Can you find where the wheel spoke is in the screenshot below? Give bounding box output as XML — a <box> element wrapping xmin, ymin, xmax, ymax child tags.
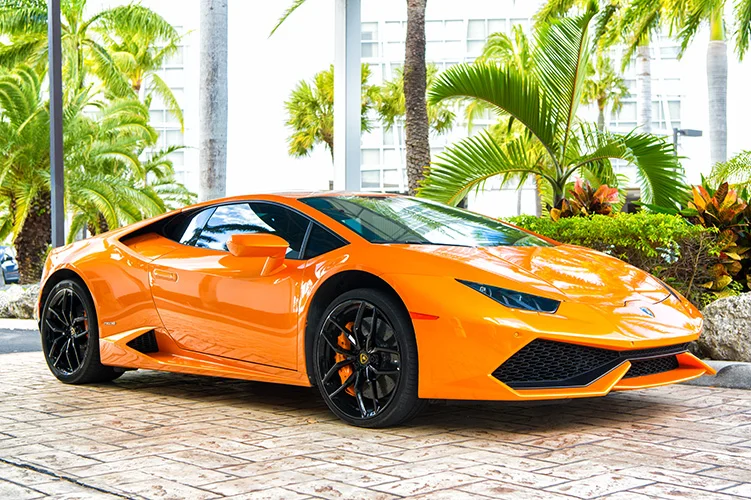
<box><xmin>326</xmin><ymin>317</ymin><xmax>357</xmax><ymax>348</ymax></box>
<box><xmin>368</xmin><ymin>377</ymin><xmax>380</xmax><ymax>413</ymax></box>
<box><xmin>354</xmin><ymin>371</ymin><xmax>367</xmax><ymax>418</ymax></box>
<box><xmin>48</xmin><ymin>307</ymin><xmax>67</xmax><ymax>327</ymax></box>
<box><xmin>320</xmin><ymin>330</ymin><xmax>355</xmax><ymax>357</ymax></box>
<box><xmin>371</xmin><ymin>347</ymin><xmax>399</xmax><ymax>357</ymax></box>
<box><xmin>366</xmin><ymin>307</ymin><xmax>377</xmax><ymax>351</ymax></box>
<box><xmin>371</xmin><ymin>367</ymin><xmax>399</xmax><ymax>377</ymax></box>
<box><xmin>71</xmin><ymin>316</ymin><xmax>87</xmax><ymax>325</ymax></box>
<box><xmin>73</xmin><ymin>329</ymin><xmax>88</xmax><ymax>340</ymax></box>
<box><xmin>69</xmin><ymin>338</ymin><xmax>81</xmax><ymax>367</ymax></box>
<box><xmin>323</xmin><ymin>358</ymin><xmax>354</xmax><ymax>383</ymax></box>
<box><xmin>328</xmin><ymin>372</ymin><xmax>356</xmax><ymax>399</ymax></box>
<box><xmin>64</xmin><ymin>338</ymin><xmax>76</xmax><ymax>370</ymax></box>
<box><xmin>66</xmin><ymin>289</ymin><xmax>75</xmax><ymax>323</ymax></box>
<box><xmin>45</xmin><ymin>318</ymin><xmax>65</xmax><ymax>334</ymax></box>
<box><xmin>48</xmin><ymin>337</ymin><xmax>64</xmax><ymax>361</ymax></box>
<box><xmin>53</xmin><ymin>338</ymin><xmax>69</xmax><ymax>368</ymax></box>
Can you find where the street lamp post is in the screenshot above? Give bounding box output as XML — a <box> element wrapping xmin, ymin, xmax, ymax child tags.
<box><xmin>672</xmin><ymin>128</ymin><xmax>703</xmax><ymax>156</ymax></box>
<box><xmin>48</xmin><ymin>0</ymin><xmax>65</xmax><ymax>247</ymax></box>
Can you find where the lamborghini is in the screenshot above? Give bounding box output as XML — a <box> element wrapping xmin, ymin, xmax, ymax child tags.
<box><xmin>37</xmin><ymin>193</ymin><xmax>714</xmax><ymax>427</ymax></box>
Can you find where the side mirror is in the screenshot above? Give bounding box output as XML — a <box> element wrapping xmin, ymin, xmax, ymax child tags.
<box><xmin>226</xmin><ymin>233</ymin><xmax>289</xmax><ymax>276</ymax></box>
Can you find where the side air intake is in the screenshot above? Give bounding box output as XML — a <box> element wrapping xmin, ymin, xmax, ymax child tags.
<box><xmin>126</xmin><ymin>330</ymin><xmax>159</xmax><ymax>354</ymax></box>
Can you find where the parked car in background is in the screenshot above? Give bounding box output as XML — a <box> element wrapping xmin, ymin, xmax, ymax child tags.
<box><xmin>0</xmin><ymin>246</ymin><xmax>20</xmax><ymax>285</ymax></box>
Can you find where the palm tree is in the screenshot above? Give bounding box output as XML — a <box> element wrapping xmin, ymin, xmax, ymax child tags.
<box><xmin>271</xmin><ymin>0</ymin><xmax>433</xmax><ymax>195</ymax></box>
<box><xmin>285</xmin><ymin>64</ymin><xmax>379</xmax><ymax>161</ymax></box>
<box><xmin>666</xmin><ymin>0</ymin><xmax>751</xmax><ymax>165</ymax></box>
<box><xmin>420</xmin><ymin>9</ymin><xmax>687</xmax><ymax>212</ymax></box>
<box><xmin>0</xmin><ymin>1</ymin><xmax>174</xmax><ymax>98</ymax></box>
<box><xmin>96</xmin><ymin>7</ymin><xmax>184</xmax><ymax>130</ymax></box>
<box><xmin>0</xmin><ymin>65</ymin><xmax>193</xmax><ymax>281</ymax></box>
<box><xmin>708</xmin><ymin>150</ymin><xmax>751</xmax><ymax>191</ymax></box>
<box><xmin>199</xmin><ymin>0</ymin><xmax>228</xmax><ymax>203</ymax></box>
<box><xmin>538</xmin><ymin>0</ymin><xmax>662</xmax><ymax>134</ymax></box>
<box><xmin>404</xmin><ymin>0</ymin><xmax>430</xmax><ymax>195</ymax></box>
<box><xmin>582</xmin><ymin>53</ymin><xmax>630</xmax><ymax>131</ymax></box>
<box><xmin>376</xmin><ymin>63</ymin><xmax>455</xmax><ymax>138</ymax></box>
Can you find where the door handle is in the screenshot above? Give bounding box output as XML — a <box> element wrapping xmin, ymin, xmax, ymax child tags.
<box><xmin>152</xmin><ymin>269</ymin><xmax>178</xmax><ymax>282</ymax></box>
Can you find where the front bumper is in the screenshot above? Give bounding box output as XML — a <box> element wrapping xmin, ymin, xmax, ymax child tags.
<box><xmin>384</xmin><ymin>273</ymin><xmax>712</xmax><ymax>401</ymax></box>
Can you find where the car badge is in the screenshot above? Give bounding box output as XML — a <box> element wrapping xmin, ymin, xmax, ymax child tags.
<box><xmin>639</xmin><ymin>307</ymin><xmax>655</xmax><ymax>317</ymax></box>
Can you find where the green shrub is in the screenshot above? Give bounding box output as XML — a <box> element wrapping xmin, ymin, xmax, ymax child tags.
<box><xmin>506</xmin><ymin>213</ymin><xmax>720</xmax><ymax>307</ymax></box>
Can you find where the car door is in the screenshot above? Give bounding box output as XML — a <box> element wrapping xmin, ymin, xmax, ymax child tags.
<box><xmin>149</xmin><ymin>201</ymin><xmax>312</xmax><ymax>370</ymax></box>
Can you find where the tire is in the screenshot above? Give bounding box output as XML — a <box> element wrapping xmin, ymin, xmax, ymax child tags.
<box><xmin>40</xmin><ymin>279</ymin><xmax>122</xmax><ymax>384</ymax></box>
<box><xmin>313</xmin><ymin>288</ymin><xmax>425</xmax><ymax>428</ymax></box>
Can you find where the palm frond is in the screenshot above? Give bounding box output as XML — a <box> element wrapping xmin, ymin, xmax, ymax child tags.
<box><xmin>429</xmin><ymin>63</ymin><xmax>559</xmax><ymax>163</ymax></box>
<box><xmin>270</xmin><ymin>0</ymin><xmax>308</xmax><ymax>36</ymax></box>
<box><xmin>147</xmin><ymin>73</ymin><xmax>184</xmax><ymax>131</ymax></box>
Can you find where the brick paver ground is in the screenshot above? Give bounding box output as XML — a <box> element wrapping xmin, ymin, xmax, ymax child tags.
<box><xmin>1</xmin><ymin>352</ymin><xmax>751</xmax><ymax>499</ymax></box>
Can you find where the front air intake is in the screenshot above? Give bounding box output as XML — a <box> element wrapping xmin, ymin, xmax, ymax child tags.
<box><xmin>492</xmin><ymin>340</ymin><xmax>687</xmax><ymax>389</ymax></box>
<box><xmin>126</xmin><ymin>330</ymin><xmax>159</xmax><ymax>354</ymax></box>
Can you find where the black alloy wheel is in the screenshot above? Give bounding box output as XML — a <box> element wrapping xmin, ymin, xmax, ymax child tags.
<box><xmin>41</xmin><ymin>279</ymin><xmax>121</xmax><ymax>384</ymax></box>
<box><xmin>314</xmin><ymin>288</ymin><xmax>424</xmax><ymax>427</ymax></box>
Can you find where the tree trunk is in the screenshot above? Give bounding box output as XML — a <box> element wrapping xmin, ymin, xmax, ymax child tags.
<box><xmin>15</xmin><ymin>191</ymin><xmax>51</xmax><ymax>284</ymax></box>
<box><xmin>597</xmin><ymin>105</ymin><xmax>606</xmax><ymax>132</ymax></box>
<box><xmin>404</xmin><ymin>0</ymin><xmax>431</xmax><ymax>196</ymax></box>
<box><xmin>198</xmin><ymin>0</ymin><xmax>228</xmax><ymax>202</ymax></box>
<box><xmin>636</xmin><ymin>42</ymin><xmax>652</xmax><ymax>133</ymax></box>
<box><xmin>707</xmin><ymin>9</ymin><xmax>727</xmax><ymax>165</ymax></box>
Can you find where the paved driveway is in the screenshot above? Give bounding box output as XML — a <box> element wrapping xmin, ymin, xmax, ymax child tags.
<box><xmin>1</xmin><ymin>352</ymin><xmax>750</xmax><ymax>499</ymax></box>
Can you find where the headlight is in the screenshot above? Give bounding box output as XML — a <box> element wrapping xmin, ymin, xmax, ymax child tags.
<box><xmin>458</xmin><ymin>279</ymin><xmax>560</xmax><ymax>313</ymax></box>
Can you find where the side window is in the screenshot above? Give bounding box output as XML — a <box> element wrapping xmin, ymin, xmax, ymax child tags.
<box><xmin>177</xmin><ymin>208</ymin><xmax>214</xmax><ymax>246</ymax></box>
<box><xmin>195</xmin><ymin>202</ymin><xmax>311</xmax><ymax>259</ymax></box>
<box><xmin>248</xmin><ymin>203</ymin><xmax>310</xmax><ymax>259</ymax></box>
<box><xmin>196</xmin><ymin>203</ymin><xmax>272</xmax><ymax>252</ymax></box>
<box><xmin>303</xmin><ymin>224</ymin><xmax>345</xmax><ymax>259</ymax></box>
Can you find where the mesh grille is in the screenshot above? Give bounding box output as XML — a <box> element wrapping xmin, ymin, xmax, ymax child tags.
<box><xmin>493</xmin><ymin>340</ymin><xmax>687</xmax><ymax>388</ymax></box>
<box><xmin>493</xmin><ymin>340</ymin><xmax>619</xmax><ymax>385</ymax></box>
<box><xmin>126</xmin><ymin>330</ymin><xmax>159</xmax><ymax>354</ymax></box>
<box><xmin>624</xmin><ymin>355</ymin><xmax>680</xmax><ymax>379</ymax></box>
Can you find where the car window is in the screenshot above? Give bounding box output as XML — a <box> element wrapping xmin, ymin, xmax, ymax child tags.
<box><xmin>195</xmin><ymin>202</ymin><xmax>310</xmax><ymax>259</ymax></box>
<box><xmin>178</xmin><ymin>208</ymin><xmax>215</xmax><ymax>245</ymax></box>
<box><xmin>303</xmin><ymin>224</ymin><xmax>345</xmax><ymax>259</ymax></box>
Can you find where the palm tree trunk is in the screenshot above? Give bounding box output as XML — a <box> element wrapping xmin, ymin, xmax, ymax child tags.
<box><xmin>636</xmin><ymin>41</ymin><xmax>652</xmax><ymax>133</ymax></box>
<box><xmin>198</xmin><ymin>0</ymin><xmax>228</xmax><ymax>202</ymax></box>
<box><xmin>404</xmin><ymin>0</ymin><xmax>431</xmax><ymax>196</ymax></box>
<box><xmin>597</xmin><ymin>105</ymin><xmax>606</xmax><ymax>132</ymax></box>
<box><xmin>707</xmin><ymin>8</ymin><xmax>727</xmax><ymax>165</ymax></box>
<box><xmin>15</xmin><ymin>191</ymin><xmax>51</xmax><ymax>284</ymax></box>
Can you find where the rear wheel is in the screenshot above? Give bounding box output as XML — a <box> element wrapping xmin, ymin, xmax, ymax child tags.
<box><xmin>313</xmin><ymin>288</ymin><xmax>424</xmax><ymax>427</ymax></box>
<box><xmin>40</xmin><ymin>279</ymin><xmax>121</xmax><ymax>384</ymax></box>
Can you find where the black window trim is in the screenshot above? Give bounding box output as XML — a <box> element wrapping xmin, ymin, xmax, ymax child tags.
<box><xmin>166</xmin><ymin>199</ymin><xmax>349</xmax><ymax>260</ymax></box>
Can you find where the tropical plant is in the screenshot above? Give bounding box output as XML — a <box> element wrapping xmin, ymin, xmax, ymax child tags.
<box><xmin>0</xmin><ymin>1</ymin><xmax>174</xmax><ymax>98</ymax></box>
<box><xmin>666</xmin><ymin>0</ymin><xmax>751</xmax><ymax>165</ymax></box>
<box><xmin>376</xmin><ymin>63</ymin><xmax>455</xmax><ymax>139</ymax></box>
<box><xmin>508</xmin><ymin>212</ymin><xmax>717</xmax><ymax>307</ymax></box>
<box><xmin>684</xmin><ymin>182</ymin><xmax>750</xmax><ymax>292</ymax></box>
<box><xmin>551</xmin><ymin>179</ymin><xmax>620</xmax><ymax>220</ymax></box>
<box><xmin>538</xmin><ymin>0</ymin><xmax>663</xmax><ymax>134</ymax></box>
<box><xmin>285</xmin><ymin>64</ymin><xmax>378</xmax><ymax>161</ymax></box>
<box><xmin>708</xmin><ymin>150</ymin><xmax>751</xmax><ymax>191</ymax></box>
<box><xmin>96</xmin><ymin>6</ymin><xmax>184</xmax><ymax>129</ymax></box>
<box><xmin>582</xmin><ymin>52</ymin><xmax>630</xmax><ymax>131</ymax></box>
<box><xmin>271</xmin><ymin>0</ymin><xmax>433</xmax><ymax>195</ymax></box>
<box><xmin>0</xmin><ymin>65</ymin><xmax>193</xmax><ymax>282</ymax></box>
<box><xmin>420</xmin><ymin>9</ymin><xmax>687</xmax><ymax>214</ymax></box>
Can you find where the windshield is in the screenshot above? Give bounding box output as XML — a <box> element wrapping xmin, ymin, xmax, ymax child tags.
<box><xmin>301</xmin><ymin>196</ymin><xmax>554</xmax><ymax>248</ymax></box>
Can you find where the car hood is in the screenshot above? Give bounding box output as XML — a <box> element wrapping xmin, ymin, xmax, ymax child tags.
<box><xmin>395</xmin><ymin>244</ymin><xmax>669</xmax><ymax>306</ymax></box>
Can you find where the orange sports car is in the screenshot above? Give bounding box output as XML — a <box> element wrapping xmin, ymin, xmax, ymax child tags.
<box><xmin>38</xmin><ymin>193</ymin><xmax>714</xmax><ymax>427</ymax></box>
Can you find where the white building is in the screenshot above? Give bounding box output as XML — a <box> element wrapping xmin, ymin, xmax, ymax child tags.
<box><xmin>95</xmin><ymin>0</ymin><xmax>751</xmax><ymax>217</ymax></box>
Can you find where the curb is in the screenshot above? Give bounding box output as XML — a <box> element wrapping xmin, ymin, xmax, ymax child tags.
<box><xmin>683</xmin><ymin>360</ymin><xmax>751</xmax><ymax>390</ymax></box>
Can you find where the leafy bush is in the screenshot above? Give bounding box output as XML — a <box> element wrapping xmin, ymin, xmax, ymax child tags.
<box><xmin>507</xmin><ymin>213</ymin><xmax>721</xmax><ymax>307</ymax></box>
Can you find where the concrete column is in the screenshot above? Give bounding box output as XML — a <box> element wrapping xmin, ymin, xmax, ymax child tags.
<box><xmin>333</xmin><ymin>0</ymin><xmax>361</xmax><ymax>191</ymax></box>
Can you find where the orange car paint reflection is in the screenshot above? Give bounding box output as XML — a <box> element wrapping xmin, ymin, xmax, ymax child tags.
<box><xmin>38</xmin><ymin>193</ymin><xmax>714</xmax><ymax>401</ymax></box>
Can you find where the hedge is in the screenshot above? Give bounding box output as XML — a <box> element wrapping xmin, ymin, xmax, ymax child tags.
<box><xmin>506</xmin><ymin>213</ymin><xmax>721</xmax><ymax>308</ymax></box>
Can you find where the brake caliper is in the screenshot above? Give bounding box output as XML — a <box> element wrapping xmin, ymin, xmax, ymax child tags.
<box><xmin>334</xmin><ymin>322</ymin><xmax>356</xmax><ymax>397</ymax></box>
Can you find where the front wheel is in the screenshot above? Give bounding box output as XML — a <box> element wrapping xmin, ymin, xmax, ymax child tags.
<box><xmin>313</xmin><ymin>288</ymin><xmax>424</xmax><ymax>427</ymax></box>
<box><xmin>40</xmin><ymin>279</ymin><xmax>122</xmax><ymax>384</ymax></box>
